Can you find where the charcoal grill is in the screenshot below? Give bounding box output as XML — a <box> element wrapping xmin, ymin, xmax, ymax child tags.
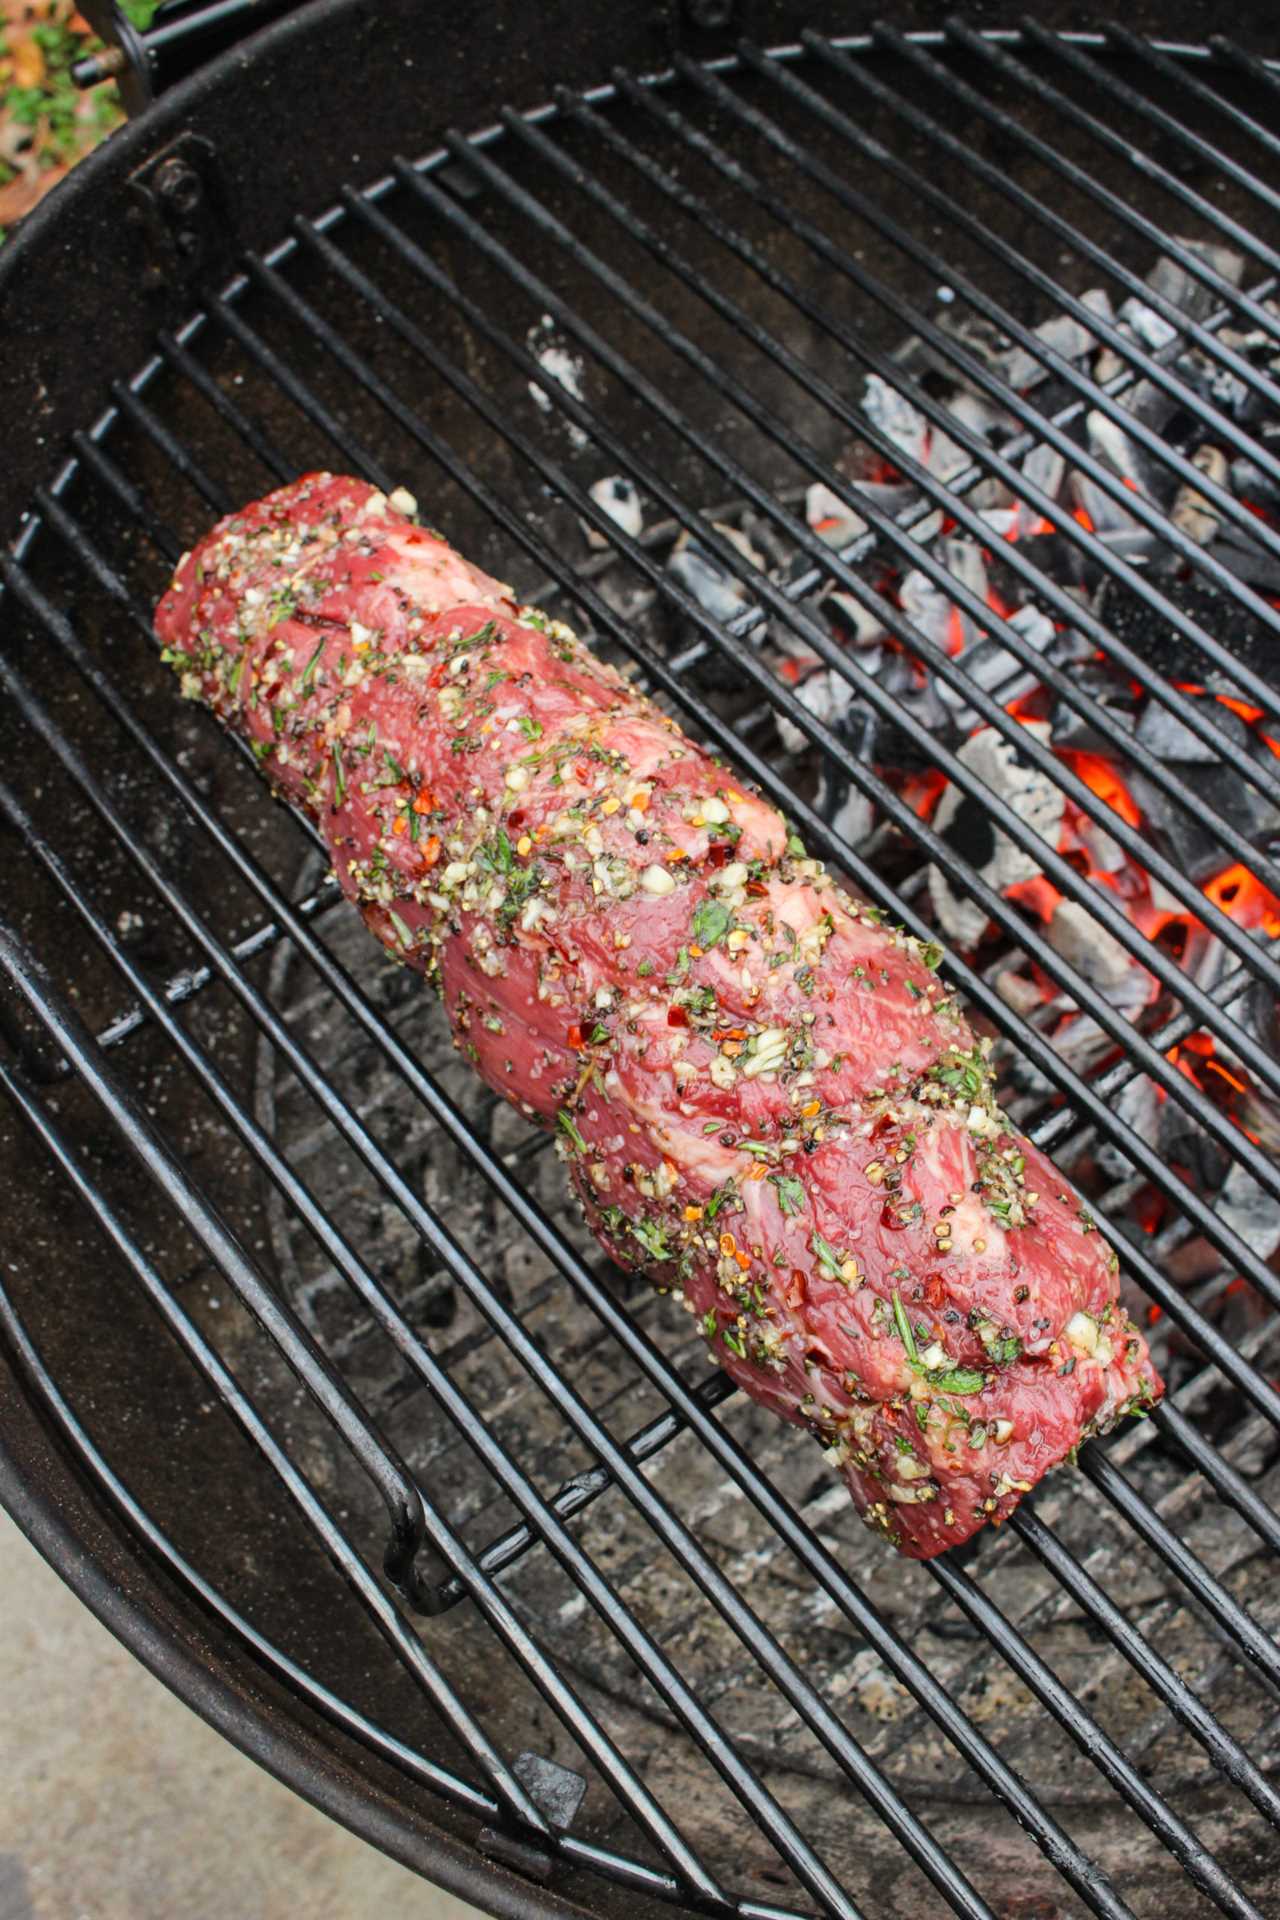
<box><xmin>3</xmin><ymin>5</ymin><xmax>1280</xmax><ymax>1916</ymax></box>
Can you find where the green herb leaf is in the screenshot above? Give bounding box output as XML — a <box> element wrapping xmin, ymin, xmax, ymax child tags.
<box><xmin>722</xmin><ymin>1327</ymin><xmax>746</xmax><ymax>1358</ymax></box>
<box><xmin>689</xmin><ymin>898</ymin><xmax>733</xmax><ymax>950</ymax></box>
<box><xmin>770</xmin><ymin>1174</ymin><xmax>807</xmax><ymax>1217</ymax></box>
<box><xmin>986</xmin><ymin>1335</ymin><xmax>1023</xmax><ymax>1366</ymax></box>
<box><xmin>296</xmin><ymin>636</ymin><xmax>325</xmax><ymax>693</ymax></box>
<box><xmin>932</xmin><ymin>1367</ymin><xmax>986</xmax><ymax>1395</ymax></box>
<box><xmin>702</xmin><ymin>1308</ymin><xmax>718</xmax><ymax>1338</ymax></box>
<box><xmin>629</xmin><ymin>1217</ymin><xmax>671</xmax><ymax>1262</ymax></box>
<box><xmin>812</xmin><ymin>1233</ymin><xmax>843</xmax><ymax>1278</ymax></box>
<box><xmin>332</xmin><ymin>742</ymin><xmax>346</xmax><ymax>804</ymax></box>
<box><xmin>518</xmin><ymin>715</ymin><xmax>543</xmax><ymax>740</ymax></box>
<box><xmin>557</xmin><ymin>1110</ymin><xmax>586</xmax><ymax>1154</ymax></box>
<box><xmin>892</xmin><ymin>1289</ymin><xmax>919</xmax><ymax>1364</ymax></box>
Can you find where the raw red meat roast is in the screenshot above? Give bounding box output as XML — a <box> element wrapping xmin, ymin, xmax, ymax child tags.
<box><xmin>155</xmin><ymin>472</ymin><xmax>1162</xmax><ymax>1558</ymax></box>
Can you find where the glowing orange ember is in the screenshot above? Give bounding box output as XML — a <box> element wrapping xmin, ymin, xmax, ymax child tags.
<box><xmin>1059</xmin><ymin>750</ymin><xmax>1143</xmax><ymax>829</ymax></box>
<box><xmin>1202</xmin><ymin>863</ymin><xmax>1280</xmax><ymax>937</ymax></box>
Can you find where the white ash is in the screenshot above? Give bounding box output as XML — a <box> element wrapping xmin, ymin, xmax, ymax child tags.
<box><xmin>1171</xmin><ymin>445</ymin><xmax>1228</xmax><ymax>545</ymax></box>
<box><xmin>667</xmin><ymin>531</ymin><xmax>760</xmax><ymax>632</ymax></box>
<box><xmin>1003</xmin><ymin>308</ymin><xmax>1106</xmax><ymax>390</ymax></box>
<box><xmin>525</xmin><ymin>315</ymin><xmax>589</xmax><ymax>448</ymax></box>
<box><xmin>924</xmin><ymin>419</ymin><xmax>971</xmax><ymax>482</ymax></box>
<box><xmin>775</xmin><ymin>666</ymin><xmax>855</xmax><ymax>756</ymax></box>
<box><xmin>582</xmin><ymin>476</ymin><xmax>643</xmax><ymax>549</ymax></box>
<box><xmin>1096</xmin><ymin>1074</ymin><xmax>1162</xmax><ymax>1182</ymax></box>
<box><xmin>1217</xmin><ymin>1160</ymin><xmax>1280</xmax><ymax>1263</ymax></box>
<box><xmin>1147</xmin><ymin>241</ymin><xmax>1244</xmax><ymax>327</ymax></box>
<box><xmin>928</xmin><ymin>722</ymin><xmax>1065</xmax><ymax>947</ymax></box>
<box><xmin>937</xmin><ymin>601</ymin><xmax>1056</xmax><ymax>731</ymax></box>
<box><xmin>805</xmin><ymin>481</ymin><xmax>866</xmax><ymax>548</ymax></box>
<box><xmin>861</xmin><ymin>373</ymin><xmax>930</xmax><ymax>466</ymax></box>
<box><xmin>822</xmin><ymin>589</ymin><xmax>886</xmax><ymax>650</ymax></box>
<box><xmin>1021</xmin><ymin>441</ymin><xmax>1066</xmax><ymax>501</ymax></box>
<box><xmin>1046</xmin><ymin>895</ymin><xmax>1153</xmax><ymax>1003</ymax></box>
<box><xmin>815</xmin><ymin>769</ymin><xmax>875</xmax><ymax>854</ymax></box>
<box><xmin>1085</xmin><ymin>409</ymin><xmax>1152</xmax><ymax>494</ymax></box>
<box><xmin>899</xmin><ymin>567</ymin><xmax>961</xmax><ymax>653</ymax></box>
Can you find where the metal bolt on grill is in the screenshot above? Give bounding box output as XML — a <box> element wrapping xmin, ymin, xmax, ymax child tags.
<box><xmin>2</xmin><ymin>19</ymin><xmax>1280</xmax><ymax>1920</ymax></box>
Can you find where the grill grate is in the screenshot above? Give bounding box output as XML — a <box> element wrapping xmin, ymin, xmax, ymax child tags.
<box><xmin>2</xmin><ymin>23</ymin><xmax>1280</xmax><ymax>1920</ymax></box>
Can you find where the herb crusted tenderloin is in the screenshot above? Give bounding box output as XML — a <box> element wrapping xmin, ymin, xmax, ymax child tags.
<box><xmin>155</xmin><ymin>473</ymin><xmax>1162</xmax><ymax>1559</ymax></box>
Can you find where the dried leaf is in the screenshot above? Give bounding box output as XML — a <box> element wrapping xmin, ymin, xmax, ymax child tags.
<box><xmin>9</xmin><ymin>29</ymin><xmax>45</xmax><ymax>86</ymax></box>
<box><xmin>0</xmin><ymin>155</ymin><xmax>67</xmax><ymax>223</ymax></box>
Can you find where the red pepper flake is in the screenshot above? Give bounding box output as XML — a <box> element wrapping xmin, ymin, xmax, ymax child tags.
<box><xmin>391</xmin><ymin>815</ymin><xmax>407</xmax><ymax>836</ymax></box>
<box><xmin>667</xmin><ymin>1006</ymin><xmax>689</xmax><ymax>1028</ymax></box>
<box><xmin>567</xmin><ymin>1023</ymin><xmax>585</xmax><ymax>1049</ymax></box>
<box><xmin>412</xmin><ymin>790</ymin><xmax>436</xmax><ymax>814</ymax></box>
<box><xmin>507</xmin><ymin>808</ymin><xmax>526</xmax><ymax>830</ymax></box>
<box><xmin>420</xmin><ymin>834</ymin><xmax>442</xmax><ymax>869</ymax></box>
<box><xmin>785</xmin><ymin>1269</ymin><xmax>807</xmax><ymax>1309</ymax></box>
<box><xmin>745</xmin><ymin>879</ymin><xmax>769</xmax><ymax>898</ymax></box>
<box><xmin>706</xmin><ymin>843</ymin><xmax>731</xmax><ymax>868</ymax></box>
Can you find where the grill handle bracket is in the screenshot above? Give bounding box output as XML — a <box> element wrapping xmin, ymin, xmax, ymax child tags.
<box><xmin>125</xmin><ymin>132</ymin><xmax>233</xmax><ymax>291</ymax></box>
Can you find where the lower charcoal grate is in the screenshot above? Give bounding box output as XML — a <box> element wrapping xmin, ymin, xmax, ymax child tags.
<box><xmin>2</xmin><ymin>23</ymin><xmax>1280</xmax><ymax>1920</ymax></box>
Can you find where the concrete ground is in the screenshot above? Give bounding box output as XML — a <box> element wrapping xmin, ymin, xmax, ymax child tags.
<box><xmin>0</xmin><ymin>1507</ymin><xmax>484</xmax><ymax>1920</ymax></box>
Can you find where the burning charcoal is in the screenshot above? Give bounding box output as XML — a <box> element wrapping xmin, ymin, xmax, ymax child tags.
<box><xmin>1070</xmin><ymin>469</ymin><xmax>1143</xmax><ymax>536</ymax></box>
<box><xmin>1004</xmin><ymin>310</ymin><xmax>1105</xmax><ymax>391</ymax></box>
<box><xmin>821</xmin><ymin>589</ymin><xmax>886</xmax><ymax>650</ymax></box>
<box><xmin>1045</xmin><ymin>896</ymin><xmax>1152</xmax><ymax>1003</ymax></box>
<box><xmin>900</xmin><ymin>567</ymin><xmax>961</xmax><ymax>653</ymax></box>
<box><xmin>1094</xmin><ymin>573</ymin><xmax>1275</xmax><ymax>691</ymax></box>
<box><xmin>1021</xmin><ymin>441</ymin><xmax>1066</xmax><ymax>501</ymax></box>
<box><xmin>1135</xmin><ymin>693</ymin><xmax>1250</xmax><ymax>766</ymax></box>
<box><xmin>805</xmin><ymin>482</ymin><xmax>866</xmax><ymax>549</ymax></box>
<box><xmin>861</xmin><ymin>373</ymin><xmax>930</xmax><ymax>466</ymax></box>
<box><xmin>1118</xmin><ymin>297</ymin><xmax>1179</xmax><ymax>354</ymax></box>
<box><xmin>1086</xmin><ymin>408</ymin><xmax>1170</xmax><ymax>502</ymax></box>
<box><xmin>996</xmin><ymin>965</ymin><xmax>1047</xmax><ymax>1019</ymax></box>
<box><xmin>1230</xmin><ymin>457</ymin><xmax>1280</xmax><ymax>513</ymax></box>
<box><xmin>928</xmin><ymin>723</ymin><xmax>1065</xmax><ymax>947</ymax></box>
<box><xmin>938</xmin><ymin>603</ymin><xmax>1056</xmax><ymax>731</ymax></box>
<box><xmin>668</xmin><ymin>525</ymin><xmax>762</xmax><ymax>625</ymax></box>
<box><xmin>1130</xmin><ymin>757</ymin><xmax>1280</xmax><ymax>884</ymax></box>
<box><xmin>926</xmin><ymin>419</ymin><xmax>971</xmax><ymax>482</ymax></box>
<box><xmin>1147</xmin><ymin>242</ymin><xmax>1244</xmax><ymax>327</ymax></box>
<box><xmin>582</xmin><ymin>476</ymin><xmax>643</xmax><ymax>550</ymax></box>
<box><xmin>1217</xmin><ymin>1160</ymin><xmax>1280</xmax><ymax>1263</ymax></box>
<box><xmin>1096</xmin><ymin>1075</ymin><xmax>1161</xmax><ymax>1183</ymax></box>
<box><xmin>775</xmin><ymin>666</ymin><xmax>854</xmax><ymax>757</ymax></box>
<box><xmin>814</xmin><ymin>761</ymin><xmax>875</xmax><ymax>853</ymax></box>
<box><xmin>1205</xmin><ymin>524</ymin><xmax>1280</xmax><ymax>596</ymax></box>
<box><xmin>1171</xmin><ymin>446</ymin><xmax>1228</xmax><ymax>546</ymax></box>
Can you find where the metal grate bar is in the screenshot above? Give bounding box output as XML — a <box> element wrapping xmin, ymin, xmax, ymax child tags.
<box><xmin>748</xmin><ymin>43</ymin><xmax>1280</xmax><ymax>516</ymax></box>
<box><xmin>0</xmin><ymin>790</ymin><xmax>745</xmax><ymax>1908</ymax></box>
<box><xmin>877</xmin><ymin>24</ymin><xmax>1280</xmax><ymax>348</ymax></box>
<box><xmin>68</xmin><ymin>426</ymin><xmax>184</xmax><ymax>562</ymax></box>
<box><xmin>951</xmin><ymin>21</ymin><xmax>1280</xmax><ymax>301</ymax></box>
<box><xmin>925</xmin><ymin>1554</ymin><xmax>1267</xmax><ymax>1920</ymax></box>
<box><xmin>0</xmin><ymin>922</ymin><xmax>562</xmax><ymax>1837</ymax></box>
<box><xmin>506</xmin><ymin>85</ymin><xmax>1280</xmax><ymax>810</ymax></box>
<box><xmin>3</xmin><ymin>496</ymin><xmax>1171</xmax><ymax>1920</ymax></box>
<box><xmin>108</xmin><ymin>378</ymin><xmax>232</xmax><ymax>515</ymax></box>
<box><xmin>40</xmin><ymin>318</ymin><xmax>1280</xmax><ymax>1444</ymax></box>
<box><xmin>1078</xmin><ymin>1446</ymin><xmax>1280</xmax><ymax>1694</ymax></box>
<box><xmin>0</xmin><ymin>696</ymin><xmax>990</xmax><ymax>1920</ymax></box>
<box><xmin>1154</xmin><ymin>1401</ymin><xmax>1280</xmax><ymax>1559</ymax></box>
<box><xmin>1011</xmin><ymin>1506</ymin><xmax>1280</xmax><ymax>1826</ymax></box>
<box><xmin>418</xmin><ymin>114</ymin><xmax>1280</xmax><ymax>924</ymax></box>
<box><xmin>647</xmin><ymin>55</ymin><xmax>1280</xmax><ymax>720</ymax></box>
<box><xmin>0</xmin><ymin>625</ymin><xmax>917</xmax><ymax>1920</ymax></box>
<box><xmin>1104</xmin><ymin>23</ymin><xmax>1280</xmax><ymax>164</ymax></box>
<box><xmin>326</xmin><ymin>155</ymin><xmax>1280</xmax><ymax>1262</ymax></box>
<box><xmin>155</xmin><ymin>328</ymin><xmax>294</xmax><ymax>481</ymax></box>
